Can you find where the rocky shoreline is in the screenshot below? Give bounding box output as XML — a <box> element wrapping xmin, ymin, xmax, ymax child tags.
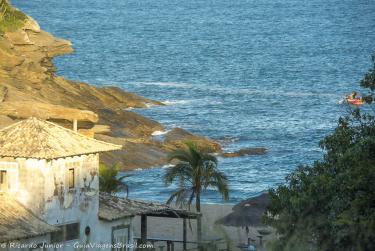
<box><xmin>0</xmin><ymin>4</ymin><xmax>265</xmax><ymax>170</ymax></box>
<box><xmin>0</xmin><ymin>6</ymin><xmax>221</xmax><ymax>170</ymax></box>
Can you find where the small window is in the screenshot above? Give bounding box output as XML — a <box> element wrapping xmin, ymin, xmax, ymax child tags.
<box><xmin>65</xmin><ymin>222</ymin><xmax>80</xmax><ymax>241</ymax></box>
<box><xmin>0</xmin><ymin>170</ymin><xmax>7</xmax><ymax>191</ymax></box>
<box><xmin>0</xmin><ymin>162</ymin><xmax>19</xmax><ymax>192</ymax></box>
<box><xmin>68</xmin><ymin>168</ymin><xmax>75</xmax><ymax>189</ymax></box>
<box><xmin>51</xmin><ymin>223</ymin><xmax>80</xmax><ymax>243</ymax></box>
<box><xmin>51</xmin><ymin>226</ymin><xmax>64</xmax><ymax>243</ymax></box>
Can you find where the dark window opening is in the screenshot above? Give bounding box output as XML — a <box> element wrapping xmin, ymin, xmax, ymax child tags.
<box><xmin>51</xmin><ymin>226</ymin><xmax>64</xmax><ymax>243</ymax></box>
<box><xmin>65</xmin><ymin>222</ymin><xmax>80</xmax><ymax>241</ymax></box>
<box><xmin>51</xmin><ymin>223</ymin><xmax>80</xmax><ymax>243</ymax></box>
<box><xmin>68</xmin><ymin>168</ymin><xmax>75</xmax><ymax>189</ymax></box>
<box><xmin>0</xmin><ymin>170</ymin><xmax>7</xmax><ymax>190</ymax></box>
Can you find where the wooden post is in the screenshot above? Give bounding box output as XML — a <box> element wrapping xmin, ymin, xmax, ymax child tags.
<box><xmin>141</xmin><ymin>215</ymin><xmax>147</xmax><ymax>244</ymax></box>
<box><xmin>73</xmin><ymin>119</ymin><xmax>78</xmax><ymax>132</ymax></box>
<box><xmin>167</xmin><ymin>241</ymin><xmax>171</xmax><ymax>251</ymax></box>
<box><xmin>183</xmin><ymin>218</ymin><xmax>187</xmax><ymax>251</ymax></box>
<box><xmin>258</xmin><ymin>235</ymin><xmax>263</xmax><ymax>247</ymax></box>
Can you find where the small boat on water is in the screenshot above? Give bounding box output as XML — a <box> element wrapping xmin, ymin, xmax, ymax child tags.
<box><xmin>344</xmin><ymin>91</ymin><xmax>364</xmax><ymax>106</ymax></box>
<box><xmin>346</xmin><ymin>98</ymin><xmax>364</xmax><ymax>106</ymax></box>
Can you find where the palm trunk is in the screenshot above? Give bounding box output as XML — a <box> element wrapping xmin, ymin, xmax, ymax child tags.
<box><xmin>196</xmin><ymin>192</ymin><xmax>202</xmax><ymax>250</ymax></box>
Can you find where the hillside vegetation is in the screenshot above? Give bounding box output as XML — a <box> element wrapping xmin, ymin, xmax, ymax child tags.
<box><xmin>0</xmin><ymin>0</ymin><xmax>26</xmax><ymax>34</ymax></box>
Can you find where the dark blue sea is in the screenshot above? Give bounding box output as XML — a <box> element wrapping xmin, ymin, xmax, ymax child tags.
<box><xmin>13</xmin><ymin>0</ymin><xmax>375</xmax><ymax>203</ymax></box>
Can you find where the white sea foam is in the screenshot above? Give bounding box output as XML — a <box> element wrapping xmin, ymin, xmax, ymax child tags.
<box><xmin>151</xmin><ymin>130</ymin><xmax>170</xmax><ymax>136</ymax></box>
<box><xmin>218</xmin><ymin>136</ymin><xmax>240</xmax><ymax>144</ymax></box>
<box><xmin>163</xmin><ymin>100</ymin><xmax>193</xmax><ymax>105</ymax></box>
<box><xmin>145</xmin><ymin>102</ymin><xmax>154</xmax><ymax>108</ymax></box>
<box><xmin>164</xmin><ymin>98</ymin><xmax>223</xmax><ymax>106</ymax></box>
<box><xmin>130</xmin><ymin>81</ymin><xmax>339</xmax><ymax>100</ymax></box>
<box><xmin>280</xmin><ymin>91</ymin><xmax>337</xmax><ymax>98</ymax></box>
<box><xmin>161</xmin><ymin>164</ymin><xmax>174</xmax><ymax>169</ymax></box>
<box><xmin>137</xmin><ymin>82</ymin><xmax>193</xmax><ymax>88</ymax></box>
<box><xmin>338</xmin><ymin>98</ymin><xmax>346</xmax><ymax>104</ymax></box>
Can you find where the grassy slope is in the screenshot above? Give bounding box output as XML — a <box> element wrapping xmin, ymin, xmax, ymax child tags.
<box><xmin>0</xmin><ymin>0</ymin><xmax>26</xmax><ymax>34</ymax></box>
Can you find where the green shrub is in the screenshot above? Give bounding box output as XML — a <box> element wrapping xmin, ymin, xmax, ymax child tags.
<box><xmin>0</xmin><ymin>0</ymin><xmax>27</xmax><ymax>34</ymax></box>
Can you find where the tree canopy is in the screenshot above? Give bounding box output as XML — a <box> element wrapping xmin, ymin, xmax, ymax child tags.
<box><xmin>265</xmin><ymin>54</ymin><xmax>375</xmax><ymax>251</ymax></box>
<box><xmin>164</xmin><ymin>142</ymin><xmax>229</xmax><ymax>248</ymax></box>
<box><xmin>361</xmin><ymin>54</ymin><xmax>375</xmax><ymax>103</ymax></box>
<box><xmin>99</xmin><ymin>163</ymin><xmax>130</xmax><ymax>197</ymax></box>
<box><xmin>164</xmin><ymin>142</ymin><xmax>229</xmax><ymax>210</ymax></box>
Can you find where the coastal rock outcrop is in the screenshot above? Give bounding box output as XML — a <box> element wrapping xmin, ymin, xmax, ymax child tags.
<box><xmin>164</xmin><ymin>128</ymin><xmax>221</xmax><ymax>152</ymax></box>
<box><xmin>0</xmin><ymin>4</ymin><xmax>221</xmax><ymax>169</ymax></box>
<box><xmin>221</xmin><ymin>147</ymin><xmax>267</xmax><ymax>158</ymax></box>
<box><xmin>0</xmin><ymin>101</ymin><xmax>98</xmax><ymax>122</ymax></box>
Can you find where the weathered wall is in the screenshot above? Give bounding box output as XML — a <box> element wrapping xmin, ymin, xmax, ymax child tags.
<box><xmin>94</xmin><ymin>218</ymin><xmax>133</xmax><ymax>248</ymax></box>
<box><xmin>0</xmin><ymin>157</ymin><xmax>46</xmax><ymax>212</ymax></box>
<box><xmin>43</xmin><ymin>154</ymin><xmax>109</xmax><ymax>249</ymax></box>
<box><xmin>17</xmin><ymin>158</ymin><xmax>47</xmax><ymax>214</ymax></box>
<box><xmin>43</xmin><ymin>154</ymin><xmax>99</xmax><ymax>224</ymax></box>
<box><xmin>0</xmin><ymin>154</ymin><xmax>135</xmax><ymax>249</ymax></box>
<box><xmin>2</xmin><ymin>154</ymin><xmax>100</xmax><ymax>222</ymax></box>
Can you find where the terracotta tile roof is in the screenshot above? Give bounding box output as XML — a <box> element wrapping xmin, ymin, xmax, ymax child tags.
<box><xmin>0</xmin><ymin>117</ymin><xmax>122</xmax><ymax>159</ymax></box>
<box><xmin>99</xmin><ymin>192</ymin><xmax>198</xmax><ymax>221</ymax></box>
<box><xmin>0</xmin><ymin>193</ymin><xmax>58</xmax><ymax>242</ymax></box>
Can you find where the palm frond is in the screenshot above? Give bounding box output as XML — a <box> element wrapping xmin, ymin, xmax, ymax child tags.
<box><xmin>206</xmin><ymin>171</ymin><xmax>229</xmax><ymax>200</ymax></box>
<box><xmin>187</xmin><ymin>189</ymin><xmax>196</xmax><ymax>210</ymax></box>
<box><xmin>164</xmin><ymin>141</ymin><xmax>229</xmax><ymax>217</ymax></box>
<box><xmin>167</xmin><ymin>148</ymin><xmax>194</xmax><ymax>163</ymax></box>
<box><xmin>185</xmin><ymin>141</ymin><xmax>201</xmax><ymax>167</ymax></box>
<box><xmin>166</xmin><ymin>188</ymin><xmax>188</xmax><ymax>205</ymax></box>
<box><xmin>99</xmin><ymin>163</ymin><xmax>130</xmax><ymax>197</ymax></box>
<box><xmin>116</xmin><ymin>181</ymin><xmax>129</xmax><ymax>198</ymax></box>
<box><xmin>202</xmin><ymin>153</ymin><xmax>218</xmax><ymax>165</ymax></box>
<box><xmin>176</xmin><ymin>189</ymin><xmax>192</xmax><ymax>207</ymax></box>
<box><xmin>118</xmin><ymin>173</ymin><xmax>133</xmax><ymax>181</ymax></box>
<box><xmin>164</xmin><ymin>162</ymin><xmax>192</xmax><ymax>185</ymax></box>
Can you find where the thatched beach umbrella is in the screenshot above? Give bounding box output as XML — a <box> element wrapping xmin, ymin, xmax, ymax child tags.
<box><xmin>216</xmin><ymin>193</ymin><xmax>269</xmax><ymax>227</ymax></box>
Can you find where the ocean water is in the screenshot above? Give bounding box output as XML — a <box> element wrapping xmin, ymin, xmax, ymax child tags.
<box><xmin>13</xmin><ymin>0</ymin><xmax>375</xmax><ymax>203</ymax></box>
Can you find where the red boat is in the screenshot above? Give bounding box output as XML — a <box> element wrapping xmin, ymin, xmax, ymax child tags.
<box><xmin>346</xmin><ymin>98</ymin><xmax>364</xmax><ymax>106</ymax></box>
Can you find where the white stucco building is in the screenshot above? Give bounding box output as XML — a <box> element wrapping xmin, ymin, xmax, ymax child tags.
<box><xmin>0</xmin><ymin>117</ymin><xmax>132</xmax><ymax>250</ymax></box>
<box><xmin>0</xmin><ymin>117</ymin><xmax>197</xmax><ymax>251</ymax></box>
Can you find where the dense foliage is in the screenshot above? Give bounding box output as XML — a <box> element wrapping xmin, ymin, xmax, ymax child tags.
<box><xmin>265</xmin><ymin>55</ymin><xmax>375</xmax><ymax>251</ymax></box>
<box><xmin>361</xmin><ymin>55</ymin><xmax>375</xmax><ymax>103</ymax></box>
<box><xmin>99</xmin><ymin>163</ymin><xmax>130</xmax><ymax>197</ymax></box>
<box><xmin>0</xmin><ymin>0</ymin><xmax>26</xmax><ymax>35</ymax></box>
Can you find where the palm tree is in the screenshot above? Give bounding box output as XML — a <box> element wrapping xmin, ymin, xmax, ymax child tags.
<box><xmin>164</xmin><ymin>142</ymin><xmax>229</xmax><ymax>247</ymax></box>
<box><xmin>99</xmin><ymin>163</ymin><xmax>130</xmax><ymax>197</ymax></box>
